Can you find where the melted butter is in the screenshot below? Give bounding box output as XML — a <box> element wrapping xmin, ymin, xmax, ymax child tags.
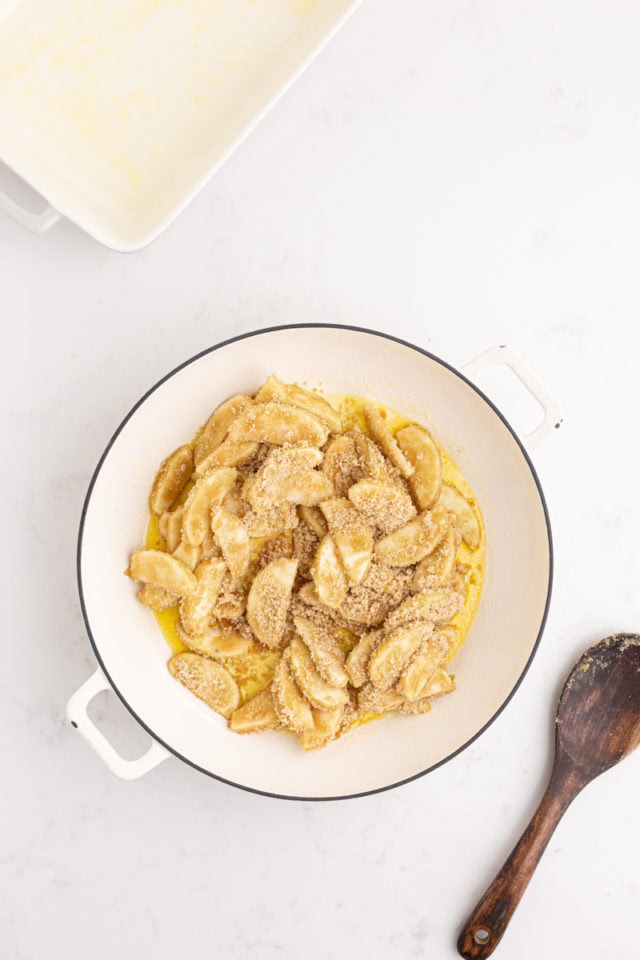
<box><xmin>146</xmin><ymin>391</ymin><xmax>485</xmax><ymax>708</ymax></box>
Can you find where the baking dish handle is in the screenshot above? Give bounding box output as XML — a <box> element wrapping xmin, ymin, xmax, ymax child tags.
<box><xmin>0</xmin><ymin>187</ymin><xmax>61</xmax><ymax>234</ymax></box>
<box><xmin>66</xmin><ymin>669</ymin><xmax>170</xmax><ymax>780</ymax></box>
<box><xmin>463</xmin><ymin>345</ymin><xmax>563</xmax><ymax>449</ymax></box>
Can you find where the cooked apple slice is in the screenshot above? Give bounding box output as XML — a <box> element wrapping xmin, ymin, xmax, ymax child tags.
<box><xmin>357</xmin><ymin>683</ymin><xmax>406</xmax><ymax>715</ymax></box>
<box><xmin>229</xmin><ymin>688</ymin><xmax>280</xmax><ymax>734</ymax></box>
<box><xmin>246</xmin><ymin>557</ymin><xmax>298</xmax><ymax>648</ymax></box>
<box><xmin>181</xmin><ymin>467</ymin><xmax>238</xmax><ymax>546</ymax></box>
<box><xmin>172</xmin><ymin>539</ymin><xmax>201</xmax><ymax>571</ymax></box>
<box><xmin>397</xmin><ymin>631</ymin><xmax>452</xmax><ymax>701</ymax></box>
<box><xmin>159</xmin><ymin>507</ymin><xmax>184</xmax><ymax>553</ymax></box>
<box><xmin>368</xmin><ymin>623</ymin><xmax>429</xmax><ymax>690</ymax></box>
<box><xmin>411</xmin><ymin>526</ymin><xmax>457</xmax><ymax>591</ymax></box>
<box><xmin>149</xmin><ymin>445</ymin><xmax>193</xmax><ymax>515</ymax></box>
<box><xmin>271</xmin><ymin>658</ymin><xmax>314</xmax><ymax>732</ymax></box>
<box><xmin>400</xmin><ymin>667</ymin><xmax>456</xmax><ymax>711</ymax></box>
<box><xmin>168</xmin><ymin>652</ymin><xmax>239</xmax><ymax>717</ymax></box>
<box><xmin>345</xmin><ymin>629</ymin><xmax>383</xmax><ymax>687</ymax></box>
<box><xmin>138</xmin><ymin>584</ymin><xmax>178</xmax><ymax>610</ymax></box>
<box><xmin>179</xmin><ymin>559</ymin><xmax>227</xmax><ymax>637</ymax></box>
<box><xmin>348</xmin><ymin>479</ymin><xmax>416</xmax><ymax>534</ymax></box>
<box><xmin>374</xmin><ymin>505</ymin><xmax>450</xmax><ymax>566</ymax></box>
<box><xmin>194</xmin><ymin>394</ymin><xmax>252</xmax><ymax>465</ymax></box>
<box><xmin>243</xmin><ymin>445</ymin><xmax>323</xmax><ymax>511</ymax></box>
<box><xmin>211</xmin><ymin>506</ymin><xmax>250</xmax><ymax>578</ymax></box>
<box><xmin>363</xmin><ymin>403</ymin><xmax>414</xmax><ymax>479</ymax></box>
<box><xmin>194</xmin><ymin>440</ymin><xmax>258</xmax><ymax>475</ymax></box>
<box><xmin>312</xmin><ymin>535</ymin><xmax>348</xmax><ymax>608</ymax></box>
<box><xmin>176</xmin><ymin>620</ymin><xmax>250</xmax><ymax>658</ymax></box>
<box><xmin>243</xmin><ymin>503</ymin><xmax>298</xmax><ymax>537</ymax></box>
<box><xmin>396</xmin><ymin>424</ymin><xmax>443</xmax><ymax>510</ymax></box>
<box><xmin>437</xmin><ymin>484</ymin><xmax>481</xmax><ymax>550</ymax></box>
<box><xmin>418</xmin><ymin>665</ymin><xmax>456</xmax><ymax>699</ymax></box>
<box><xmin>385</xmin><ymin>587</ymin><xmax>464</xmax><ymax>632</ymax></box>
<box><xmin>322</xmin><ymin>434</ymin><xmax>362</xmax><ymax>496</ymax></box>
<box><xmin>300</xmin><ymin>704</ymin><xmax>345</xmax><ymax>750</ymax></box>
<box><xmin>298</xmin><ymin>505</ymin><xmax>328</xmax><ymax>538</ymax></box>
<box><xmin>293</xmin><ymin>617</ymin><xmax>349</xmax><ymax>687</ymax></box>
<box><xmin>227</xmin><ymin>402</ymin><xmax>329</xmax><ymax>447</ymax></box>
<box><xmin>212</xmin><ymin>572</ymin><xmax>248</xmax><ymax>621</ymax></box>
<box><xmin>254</xmin><ymin>373</ymin><xmax>287</xmax><ymax>403</ymax></box>
<box><xmin>318</xmin><ymin>498</ymin><xmax>373</xmax><ymax>585</ymax></box>
<box><xmin>280</xmin><ymin>470</ymin><xmax>334</xmax><ymax>507</ymax></box>
<box><xmin>128</xmin><ymin>549</ymin><xmax>197</xmax><ymax>597</ymax></box>
<box><xmin>352</xmin><ymin>432</ymin><xmax>390</xmax><ymax>481</ymax></box>
<box><xmin>255</xmin><ymin>375</ymin><xmax>343</xmax><ymax>433</ymax></box>
<box><xmin>334</xmin><ymin>525</ymin><xmax>373</xmax><ymax>585</ymax></box>
<box><xmin>287</xmin><ymin>637</ymin><xmax>349</xmax><ymax>710</ymax></box>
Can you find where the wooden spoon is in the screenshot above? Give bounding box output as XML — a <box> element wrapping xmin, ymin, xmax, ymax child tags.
<box><xmin>458</xmin><ymin>633</ymin><xmax>640</xmax><ymax>958</ymax></box>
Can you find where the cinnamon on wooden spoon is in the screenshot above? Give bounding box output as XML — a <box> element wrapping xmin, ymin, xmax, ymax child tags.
<box><xmin>458</xmin><ymin>633</ymin><xmax>640</xmax><ymax>959</ymax></box>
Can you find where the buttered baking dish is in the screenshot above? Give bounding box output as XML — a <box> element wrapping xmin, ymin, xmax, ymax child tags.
<box><xmin>0</xmin><ymin>0</ymin><xmax>362</xmax><ymax>250</ymax></box>
<box><xmin>67</xmin><ymin>325</ymin><xmax>562</xmax><ymax>799</ymax></box>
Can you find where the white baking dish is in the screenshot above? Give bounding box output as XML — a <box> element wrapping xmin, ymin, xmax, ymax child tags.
<box><xmin>0</xmin><ymin>0</ymin><xmax>362</xmax><ymax>250</ymax></box>
<box><xmin>67</xmin><ymin>325</ymin><xmax>562</xmax><ymax>799</ymax></box>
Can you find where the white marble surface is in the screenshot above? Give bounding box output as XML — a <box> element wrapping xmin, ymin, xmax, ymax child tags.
<box><xmin>2</xmin><ymin>1</ymin><xmax>639</xmax><ymax>957</ymax></box>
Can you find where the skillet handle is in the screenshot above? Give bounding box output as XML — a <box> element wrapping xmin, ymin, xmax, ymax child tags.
<box><xmin>463</xmin><ymin>346</ymin><xmax>563</xmax><ymax>449</ymax></box>
<box><xmin>66</xmin><ymin>669</ymin><xmax>170</xmax><ymax>780</ymax></box>
<box><xmin>0</xmin><ymin>180</ymin><xmax>61</xmax><ymax>234</ymax></box>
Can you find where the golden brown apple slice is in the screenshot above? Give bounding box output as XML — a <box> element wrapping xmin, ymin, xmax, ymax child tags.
<box><xmin>179</xmin><ymin>559</ymin><xmax>227</xmax><ymax>636</ymax></box>
<box><xmin>255</xmin><ymin>375</ymin><xmax>343</xmax><ymax>432</ymax></box>
<box><xmin>318</xmin><ymin>498</ymin><xmax>373</xmax><ymax>585</ymax></box>
<box><xmin>348</xmin><ymin>479</ymin><xmax>416</xmax><ymax>534</ymax></box>
<box><xmin>181</xmin><ymin>467</ymin><xmax>238</xmax><ymax>545</ymax></box>
<box><xmin>374</xmin><ymin>505</ymin><xmax>450</xmax><ymax>566</ymax></box>
<box><xmin>243</xmin><ymin>445</ymin><xmax>323</xmax><ymax>511</ymax></box>
<box><xmin>368</xmin><ymin>622</ymin><xmax>430</xmax><ymax>690</ymax></box>
<box><xmin>194</xmin><ymin>441</ymin><xmax>258</xmax><ymax>475</ymax></box>
<box><xmin>298</xmin><ymin>505</ymin><xmax>328</xmax><ymax>538</ymax></box>
<box><xmin>271</xmin><ymin>658</ymin><xmax>314</xmax><ymax>732</ymax></box>
<box><xmin>411</xmin><ymin>525</ymin><xmax>457</xmax><ymax>591</ymax></box>
<box><xmin>385</xmin><ymin>587</ymin><xmax>464</xmax><ymax>631</ymax></box>
<box><xmin>322</xmin><ymin>434</ymin><xmax>362</xmax><ymax>496</ymax></box>
<box><xmin>437</xmin><ymin>484</ymin><xmax>481</xmax><ymax>550</ymax></box>
<box><xmin>243</xmin><ymin>503</ymin><xmax>298</xmax><ymax>538</ymax></box>
<box><xmin>229</xmin><ymin>688</ymin><xmax>280</xmax><ymax>734</ymax></box>
<box><xmin>395</xmin><ymin>424</ymin><xmax>443</xmax><ymax>510</ymax></box>
<box><xmin>128</xmin><ymin>549</ymin><xmax>197</xmax><ymax>597</ymax></box>
<box><xmin>159</xmin><ymin>507</ymin><xmax>184</xmax><ymax>553</ymax></box>
<box><xmin>397</xmin><ymin>630</ymin><xmax>453</xmax><ymax>701</ymax></box>
<box><xmin>357</xmin><ymin>683</ymin><xmax>407</xmax><ymax>715</ymax></box>
<box><xmin>293</xmin><ymin>617</ymin><xmax>349</xmax><ymax>687</ymax></box>
<box><xmin>300</xmin><ymin>704</ymin><xmax>345</xmax><ymax>751</ymax></box>
<box><xmin>211</xmin><ymin>506</ymin><xmax>250</xmax><ymax>578</ymax></box>
<box><xmin>246</xmin><ymin>557</ymin><xmax>298</xmax><ymax>648</ymax></box>
<box><xmin>345</xmin><ymin>629</ymin><xmax>384</xmax><ymax>688</ymax></box>
<box><xmin>352</xmin><ymin>432</ymin><xmax>390</xmax><ymax>481</ymax></box>
<box><xmin>363</xmin><ymin>403</ymin><xmax>414</xmax><ymax>479</ymax></box>
<box><xmin>168</xmin><ymin>652</ymin><xmax>239</xmax><ymax>717</ymax></box>
<box><xmin>228</xmin><ymin>402</ymin><xmax>329</xmax><ymax>447</ymax></box>
<box><xmin>194</xmin><ymin>394</ymin><xmax>252</xmax><ymax>465</ymax></box>
<box><xmin>287</xmin><ymin>637</ymin><xmax>349</xmax><ymax>710</ymax></box>
<box><xmin>138</xmin><ymin>584</ymin><xmax>178</xmax><ymax>610</ymax></box>
<box><xmin>176</xmin><ymin>621</ymin><xmax>250</xmax><ymax>658</ymax></box>
<box><xmin>311</xmin><ymin>535</ymin><xmax>348</xmax><ymax>608</ymax></box>
<box><xmin>172</xmin><ymin>539</ymin><xmax>201</xmax><ymax>571</ymax></box>
<box><xmin>149</xmin><ymin>445</ymin><xmax>193</xmax><ymax>515</ymax></box>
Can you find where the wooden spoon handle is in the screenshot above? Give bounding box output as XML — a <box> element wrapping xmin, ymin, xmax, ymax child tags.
<box><xmin>457</xmin><ymin>757</ymin><xmax>587</xmax><ymax>958</ymax></box>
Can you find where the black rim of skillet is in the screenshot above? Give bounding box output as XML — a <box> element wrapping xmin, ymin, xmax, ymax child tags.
<box><xmin>76</xmin><ymin>323</ymin><xmax>554</xmax><ymax>801</ymax></box>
